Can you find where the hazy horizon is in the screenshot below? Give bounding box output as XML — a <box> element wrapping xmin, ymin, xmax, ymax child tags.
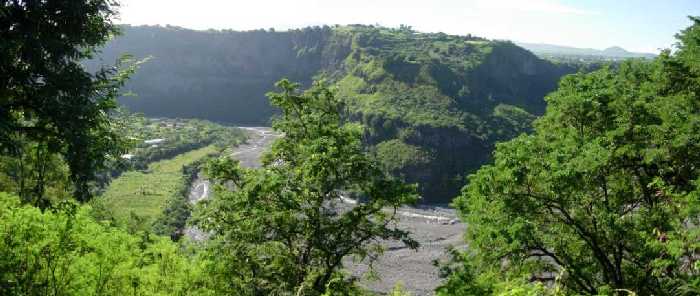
<box><xmin>116</xmin><ymin>0</ymin><xmax>698</xmax><ymax>54</ymax></box>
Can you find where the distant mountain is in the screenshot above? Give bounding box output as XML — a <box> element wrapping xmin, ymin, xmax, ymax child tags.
<box><xmin>516</xmin><ymin>42</ymin><xmax>656</xmax><ymax>59</ymax></box>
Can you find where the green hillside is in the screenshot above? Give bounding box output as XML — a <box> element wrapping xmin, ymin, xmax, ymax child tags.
<box><xmin>325</xmin><ymin>26</ymin><xmax>575</xmax><ymax>201</ymax></box>
<box><xmin>100</xmin><ymin>145</ymin><xmax>217</xmax><ymax>224</ymax></box>
<box><xmin>91</xmin><ymin>25</ymin><xmax>578</xmax><ymax>202</ymax></box>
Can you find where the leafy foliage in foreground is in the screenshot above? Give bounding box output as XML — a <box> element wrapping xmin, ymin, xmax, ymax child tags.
<box><xmin>0</xmin><ymin>79</ymin><xmax>418</xmax><ymax>295</ymax></box>
<box><xmin>194</xmin><ymin>80</ymin><xmax>418</xmax><ymax>295</ymax></box>
<box><xmin>440</xmin><ymin>17</ymin><xmax>700</xmax><ymax>295</ymax></box>
<box><xmin>0</xmin><ymin>0</ymin><xmax>137</xmax><ymax>205</ymax></box>
<box><xmin>0</xmin><ymin>193</ymin><xmax>208</xmax><ymax>296</ymax></box>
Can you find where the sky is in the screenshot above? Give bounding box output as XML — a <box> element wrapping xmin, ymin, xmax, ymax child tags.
<box><xmin>116</xmin><ymin>0</ymin><xmax>699</xmax><ymax>53</ymax></box>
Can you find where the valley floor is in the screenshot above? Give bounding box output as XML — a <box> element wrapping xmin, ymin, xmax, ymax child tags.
<box><xmin>348</xmin><ymin>205</ymin><xmax>465</xmax><ymax>296</ymax></box>
<box><xmin>102</xmin><ymin>125</ymin><xmax>466</xmax><ymax>295</ymax></box>
<box><xmin>101</xmin><ymin>145</ymin><xmax>218</xmax><ymax>223</ymax></box>
<box><xmin>195</xmin><ymin>127</ymin><xmax>466</xmax><ymax>296</ymax></box>
<box><xmin>183</xmin><ymin>126</ymin><xmax>281</xmax><ymax>240</ymax></box>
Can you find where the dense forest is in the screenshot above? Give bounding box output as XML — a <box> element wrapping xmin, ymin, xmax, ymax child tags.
<box><xmin>89</xmin><ymin>24</ymin><xmax>579</xmax><ymax>202</ymax></box>
<box><xmin>2</xmin><ymin>0</ymin><xmax>700</xmax><ymax>295</ymax></box>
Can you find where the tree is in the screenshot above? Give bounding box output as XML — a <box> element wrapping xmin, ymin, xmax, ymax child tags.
<box><xmin>194</xmin><ymin>79</ymin><xmax>418</xmax><ymax>295</ymax></box>
<box><xmin>0</xmin><ymin>0</ymin><xmax>135</xmax><ymax>205</ymax></box>
<box><xmin>441</xmin><ymin>17</ymin><xmax>700</xmax><ymax>295</ymax></box>
<box><xmin>0</xmin><ymin>192</ymin><xmax>210</xmax><ymax>296</ymax></box>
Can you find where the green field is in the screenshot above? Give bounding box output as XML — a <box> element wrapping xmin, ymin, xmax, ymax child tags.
<box><xmin>101</xmin><ymin>145</ymin><xmax>218</xmax><ymax>223</ymax></box>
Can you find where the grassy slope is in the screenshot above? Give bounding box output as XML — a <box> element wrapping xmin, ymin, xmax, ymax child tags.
<box><xmin>101</xmin><ymin>145</ymin><xmax>217</xmax><ymax>223</ymax></box>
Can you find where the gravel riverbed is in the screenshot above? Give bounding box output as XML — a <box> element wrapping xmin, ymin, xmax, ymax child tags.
<box><xmin>186</xmin><ymin>127</ymin><xmax>466</xmax><ymax>295</ymax></box>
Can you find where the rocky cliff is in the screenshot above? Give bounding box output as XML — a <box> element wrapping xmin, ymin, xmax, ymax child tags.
<box><xmin>91</xmin><ymin>25</ymin><xmax>578</xmax><ymax>202</ymax></box>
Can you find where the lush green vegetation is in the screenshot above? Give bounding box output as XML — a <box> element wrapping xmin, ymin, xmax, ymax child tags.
<box><xmin>329</xmin><ymin>25</ymin><xmax>579</xmax><ymax>202</ymax></box>
<box><xmin>372</xmin><ymin>139</ymin><xmax>432</xmax><ymax>174</ymax></box>
<box><xmin>0</xmin><ymin>193</ymin><xmax>209</xmax><ymax>296</ymax></box>
<box><xmin>439</xmin><ymin>16</ymin><xmax>700</xmax><ymax>296</ymax></box>
<box><xmin>2</xmin><ymin>65</ymin><xmax>416</xmax><ymax>295</ymax></box>
<box><xmin>3</xmin><ymin>1</ymin><xmax>700</xmax><ymax>295</ymax></box>
<box><xmin>151</xmin><ymin>154</ymin><xmax>215</xmax><ymax>239</ymax></box>
<box><xmin>111</xmin><ymin>111</ymin><xmax>246</xmax><ymax>171</ymax></box>
<box><xmin>94</xmin><ymin>112</ymin><xmax>246</xmax><ymax>234</ymax></box>
<box><xmin>1</xmin><ymin>0</ymin><xmax>135</xmax><ymax>205</ymax></box>
<box><xmin>91</xmin><ymin>24</ymin><xmax>579</xmax><ymax>202</ymax></box>
<box><xmin>193</xmin><ymin>80</ymin><xmax>418</xmax><ymax>295</ymax></box>
<box><xmin>99</xmin><ymin>145</ymin><xmax>217</xmax><ymax>224</ymax></box>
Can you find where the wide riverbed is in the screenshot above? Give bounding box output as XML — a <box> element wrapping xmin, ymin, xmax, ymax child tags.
<box><xmin>186</xmin><ymin>126</ymin><xmax>465</xmax><ymax>295</ymax></box>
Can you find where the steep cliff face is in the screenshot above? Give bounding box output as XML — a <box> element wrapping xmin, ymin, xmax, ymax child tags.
<box><xmin>326</xmin><ymin>26</ymin><xmax>574</xmax><ymax>202</ymax></box>
<box><xmin>88</xmin><ymin>26</ymin><xmax>334</xmax><ymax>123</ymax></box>
<box><xmin>92</xmin><ymin>25</ymin><xmax>577</xmax><ymax>202</ymax></box>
